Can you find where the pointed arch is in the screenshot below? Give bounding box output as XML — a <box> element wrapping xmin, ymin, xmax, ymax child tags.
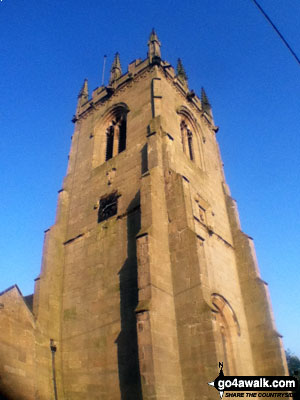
<box><xmin>93</xmin><ymin>103</ymin><xmax>130</xmax><ymax>167</ymax></box>
<box><xmin>177</xmin><ymin>106</ymin><xmax>204</xmax><ymax>169</ymax></box>
<box><xmin>211</xmin><ymin>294</ymin><xmax>240</xmax><ymax>375</ymax></box>
<box><xmin>102</xmin><ymin>102</ymin><xmax>130</xmax><ymax>122</ymax></box>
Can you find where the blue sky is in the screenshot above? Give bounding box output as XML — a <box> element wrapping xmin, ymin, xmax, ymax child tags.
<box><xmin>0</xmin><ymin>0</ymin><xmax>299</xmax><ymax>357</ymax></box>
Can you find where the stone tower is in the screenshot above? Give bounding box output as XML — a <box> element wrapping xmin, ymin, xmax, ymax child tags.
<box><xmin>0</xmin><ymin>31</ymin><xmax>287</xmax><ymax>400</ymax></box>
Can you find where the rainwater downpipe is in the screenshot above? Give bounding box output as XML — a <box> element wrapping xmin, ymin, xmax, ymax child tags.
<box><xmin>50</xmin><ymin>339</ymin><xmax>58</xmax><ymax>400</ymax></box>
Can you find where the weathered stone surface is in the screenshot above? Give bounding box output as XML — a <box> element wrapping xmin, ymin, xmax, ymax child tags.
<box><xmin>0</xmin><ymin>286</ymin><xmax>35</xmax><ymax>400</ymax></box>
<box><xmin>0</xmin><ymin>31</ymin><xmax>287</xmax><ymax>400</ymax></box>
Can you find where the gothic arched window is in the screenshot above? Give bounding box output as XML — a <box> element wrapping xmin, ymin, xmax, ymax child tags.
<box><xmin>212</xmin><ymin>294</ymin><xmax>240</xmax><ymax>376</ymax></box>
<box><xmin>187</xmin><ymin>129</ymin><xmax>194</xmax><ymax>161</ymax></box>
<box><xmin>180</xmin><ymin>119</ymin><xmax>194</xmax><ymax>161</ymax></box>
<box><xmin>105</xmin><ymin>111</ymin><xmax>127</xmax><ymax>161</ymax></box>
<box><xmin>177</xmin><ymin>106</ymin><xmax>205</xmax><ymax>169</ymax></box>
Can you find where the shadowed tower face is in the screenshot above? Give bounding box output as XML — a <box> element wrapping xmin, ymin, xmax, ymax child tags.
<box><xmin>0</xmin><ymin>31</ymin><xmax>288</xmax><ymax>400</ymax></box>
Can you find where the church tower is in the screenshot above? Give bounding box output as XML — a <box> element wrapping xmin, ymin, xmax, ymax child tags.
<box><xmin>0</xmin><ymin>31</ymin><xmax>287</xmax><ymax>400</ymax></box>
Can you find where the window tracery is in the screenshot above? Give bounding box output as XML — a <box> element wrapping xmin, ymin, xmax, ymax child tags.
<box><xmin>180</xmin><ymin>118</ymin><xmax>194</xmax><ymax>161</ymax></box>
<box><xmin>105</xmin><ymin>112</ymin><xmax>127</xmax><ymax>161</ymax></box>
<box><xmin>177</xmin><ymin>106</ymin><xmax>205</xmax><ymax>169</ymax></box>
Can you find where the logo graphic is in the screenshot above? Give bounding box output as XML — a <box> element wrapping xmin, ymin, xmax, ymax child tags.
<box><xmin>208</xmin><ymin>362</ymin><xmax>226</xmax><ymax>399</ymax></box>
<box><xmin>208</xmin><ymin>362</ymin><xmax>298</xmax><ymax>399</ymax></box>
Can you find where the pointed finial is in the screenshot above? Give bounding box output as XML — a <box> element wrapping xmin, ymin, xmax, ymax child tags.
<box><xmin>149</xmin><ymin>28</ymin><xmax>159</xmax><ymax>42</ymax></box>
<box><xmin>109</xmin><ymin>52</ymin><xmax>122</xmax><ymax>84</ymax></box>
<box><xmin>78</xmin><ymin>78</ymin><xmax>88</xmax><ymax>99</ymax></box>
<box><xmin>176</xmin><ymin>58</ymin><xmax>188</xmax><ymax>86</ymax></box>
<box><xmin>148</xmin><ymin>29</ymin><xmax>161</xmax><ymax>63</ymax></box>
<box><xmin>75</xmin><ymin>78</ymin><xmax>89</xmax><ymax>119</ymax></box>
<box><xmin>201</xmin><ymin>87</ymin><xmax>211</xmax><ymax>111</ymax></box>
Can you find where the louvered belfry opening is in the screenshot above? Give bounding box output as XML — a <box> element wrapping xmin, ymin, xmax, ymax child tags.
<box><xmin>180</xmin><ymin>118</ymin><xmax>194</xmax><ymax>161</ymax></box>
<box><xmin>118</xmin><ymin>116</ymin><xmax>126</xmax><ymax>153</ymax></box>
<box><xmin>106</xmin><ymin>125</ymin><xmax>114</xmax><ymax>161</ymax></box>
<box><xmin>105</xmin><ymin>109</ymin><xmax>127</xmax><ymax>161</ymax></box>
<box><xmin>187</xmin><ymin>130</ymin><xmax>194</xmax><ymax>161</ymax></box>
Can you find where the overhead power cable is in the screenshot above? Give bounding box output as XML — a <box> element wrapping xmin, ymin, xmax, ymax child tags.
<box><xmin>251</xmin><ymin>0</ymin><xmax>300</xmax><ymax>66</ymax></box>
